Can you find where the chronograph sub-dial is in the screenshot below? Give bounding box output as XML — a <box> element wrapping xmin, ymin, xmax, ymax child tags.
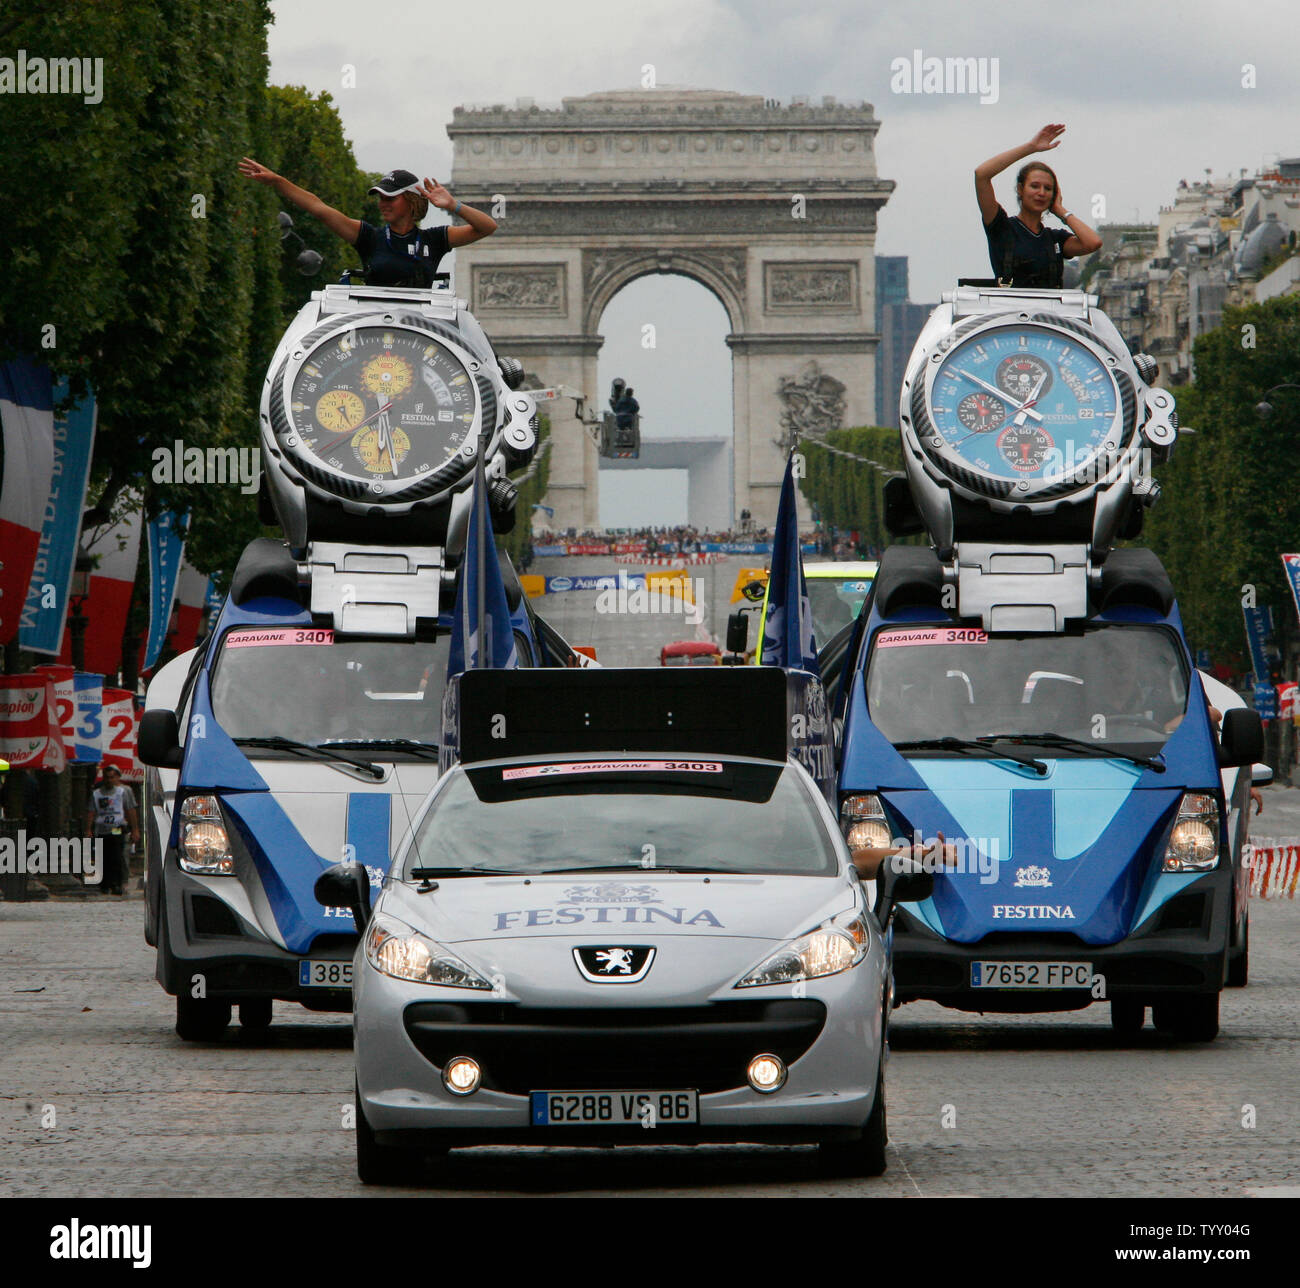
<box><xmin>314</xmin><ymin>389</ymin><xmax>366</xmax><ymax>434</ymax></box>
<box><xmin>360</xmin><ymin>353</ymin><xmax>414</xmax><ymax>397</ymax></box>
<box><xmin>997</xmin><ymin>424</ymin><xmax>1055</xmax><ymax>473</ymax></box>
<box><xmin>996</xmin><ymin>354</ymin><xmax>1053</xmax><ymax>402</ymax></box>
<box><xmin>957</xmin><ymin>392</ymin><xmax>1008</xmax><ymax>433</ymax></box>
<box><xmin>352</xmin><ymin>425</ymin><xmax>412</xmax><ymax>474</ymax></box>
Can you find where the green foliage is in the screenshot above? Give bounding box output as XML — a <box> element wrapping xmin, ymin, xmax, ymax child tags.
<box><xmin>798</xmin><ymin>426</ymin><xmax>915</xmax><ymax>553</ymax></box>
<box><xmin>1142</xmin><ymin>294</ymin><xmax>1300</xmax><ymax>661</ymax></box>
<box><xmin>0</xmin><ymin>4</ymin><xmax>376</xmax><ymax>673</ymax></box>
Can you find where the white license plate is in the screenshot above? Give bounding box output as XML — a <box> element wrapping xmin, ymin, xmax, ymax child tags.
<box><xmin>299</xmin><ymin>960</ymin><xmax>352</xmax><ymax>989</ymax></box>
<box><xmin>971</xmin><ymin>960</ymin><xmax>1093</xmax><ymax>989</ymax></box>
<box><xmin>530</xmin><ymin>1090</ymin><xmax>699</xmax><ymax>1126</ymax></box>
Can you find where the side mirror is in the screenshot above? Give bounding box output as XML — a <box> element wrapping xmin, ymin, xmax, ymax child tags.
<box><xmin>726</xmin><ymin>611</ymin><xmax>749</xmax><ymax>656</ymax></box>
<box><xmin>1219</xmin><ymin>708</ymin><xmax>1264</xmax><ymax>768</ymax></box>
<box><xmin>1252</xmin><ymin>762</ymin><xmax>1274</xmax><ymax>787</ymax></box>
<box><xmin>873</xmin><ymin>854</ymin><xmax>935</xmax><ymax>930</ymax></box>
<box><xmin>314</xmin><ymin>861</ymin><xmax>372</xmax><ymax>931</ymax></box>
<box><xmin>138</xmin><ymin>709</ymin><xmax>183</xmax><ymax>768</ymax></box>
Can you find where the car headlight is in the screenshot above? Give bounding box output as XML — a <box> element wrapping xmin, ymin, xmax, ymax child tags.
<box><xmin>841</xmin><ymin>793</ymin><xmax>892</xmax><ymax>851</ymax></box>
<box><xmin>1162</xmin><ymin>792</ymin><xmax>1220</xmax><ymax>872</ymax></box>
<box><xmin>364</xmin><ymin>913</ymin><xmax>493</xmax><ymax>989</ymax></box>
<box><xmin>736</xmin><ymin>913</ymin><xmax>870</xmax><ymax>988</ymax></box>
<box><xmin>178</xmin><ymin>794</ymin><xmax>235</xmax><ymax>875</ymax></box>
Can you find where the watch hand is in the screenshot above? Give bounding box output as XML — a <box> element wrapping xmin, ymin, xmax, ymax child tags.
<box><xmin>1012</xmin><ymin>371</ymin><xmax>1049</xmax><ymax>426</ymax></box>
<box><xmin>317</xmin><ymin>401</ymin><xmax>393</xmax><ymax>449</ymax></box>
<box><xmin>954</xmin><ymin>368</ymin><xmax>1043</xmax><ymax>422</ymax></box>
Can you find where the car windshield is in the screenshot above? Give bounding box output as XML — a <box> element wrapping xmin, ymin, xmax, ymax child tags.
<box><xmin>405</xmin><ymin>761</ymin><xmax>839</xmax><ymax>878</ymax></box>
<box><xmin>807</xmin><ymin>578</ymin><xmax>873</xmax><ymax>642</ymax></box>
<box><xmin>865</xmin><ymin>624</ymin><xmax>1189</xmax><ymax>752</ymax></box>
<box><xmin>209</xmin><ymin>626</ymin><xmax>448</xmax><ymax>750</ymax></box>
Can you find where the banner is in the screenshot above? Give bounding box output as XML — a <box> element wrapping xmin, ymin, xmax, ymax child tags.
<box><xmin>162</xmin><ymin>559</ymin><xmax>210</xmax><ymax>657</ymax></box>
<box><xmin>34</xmin><ymin>663</ymin><xmax>77</xmax><ymax>761</ymax></box>
<box><xmin>204</xmin><ymin>577</ymin><xmax>224</xmax><ymax>633</ymax></box>
<box><xmin>0</xmin><ymin>358</ymin><xmax>57</xmax><ymax>644</ymax></box>
<box><xmin>759</xmin><ymin>455</ymin><xmax>818</xmax><ymax>673</ymax></box>
<box><xmin>1282</xmin><ymin>554</ymin><xmax>1300</xmax><ymax>627</ymax></box>
<box><xmin>1242</xmin><ymin>603</ymin><xmax>1272</xmax><ymax>684</ymax></box>
<box><xmin>64</xmin><ymin>507</ymin><xmax>143</xmax><ymax>676</ymax></box>
<box><xmin>0</xmin><ymin>674</ymin><xmax>64</xmax><ymax>770</ymax></box>
<box><xmin>18</xmin><ymin>379</ymin><xmax>97</xmax><ymax>654</ymax></box>
<box><xmin>144</xmin><ymin>512</ymin><xmax>188</xmax><ymax>671</ymax></box>
<box><xmin>543</xmin><ymin>572</ymin><xmax>646</xmax><ymax>594</ymax></box>
<box><xmin>100</xmin><ymin>688</ymin><xmax>141</xmax><ymax>782</ymax></box>
<box><xmin>72</xmin><ymin>672</ymin><xmax>104</xmax><ymax>763</ymax></box>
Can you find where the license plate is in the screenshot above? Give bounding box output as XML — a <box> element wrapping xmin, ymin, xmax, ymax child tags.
<box><xmin>299</xmin><ymin>959</ymin><xmax>352</xmax><ymax>989</ymax></box>
<box><xmin>530</xmin><ymin>1090</ymin><xmax>699</xmax><ymax>1126</ymax></box>
<box><xmin>971</xmin><ymin>960</ymin><xmax>1093</xmax><ymax>989</ymax></box>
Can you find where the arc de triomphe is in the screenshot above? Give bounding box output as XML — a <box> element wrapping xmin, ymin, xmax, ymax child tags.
<box><xmin>447</xmin><ymin>88</ymin><xmax>894</xmax><ymax>531</ymax></box>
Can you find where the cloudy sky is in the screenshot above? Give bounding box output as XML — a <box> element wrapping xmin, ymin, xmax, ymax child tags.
<box><xmin>267</xmin><ymin>0</ymin><xmax>1300</xmax><ymax>527</ymax></box>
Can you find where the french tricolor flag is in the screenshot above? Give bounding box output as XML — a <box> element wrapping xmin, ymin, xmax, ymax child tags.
<box><xmin>0</xmin><ymin>358</ymin><xmax>56</xmax><ymax>645</ymax></box>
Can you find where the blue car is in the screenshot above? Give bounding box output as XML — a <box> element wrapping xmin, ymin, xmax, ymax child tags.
<box><xmin>833</xmin><ymin>545</ymin><xmax>1263</xmax><ymax>1042</ymax></box>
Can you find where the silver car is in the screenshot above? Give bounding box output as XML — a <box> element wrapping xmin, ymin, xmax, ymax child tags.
<box><xmin>332</xmin><ymin>750</ymin><xmax>929</xmax><ymax>1183</ymax></box>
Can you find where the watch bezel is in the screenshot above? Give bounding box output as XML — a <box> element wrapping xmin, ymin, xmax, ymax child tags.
<box><xmin>910</xmin><ymin>317</ymin><xmax>1135</xmax><ymax>504</ymax></box>
<box><xmin>268</xmin><ymin>312</ymin><xmax>491</xmax><ymax>507</ymax></box>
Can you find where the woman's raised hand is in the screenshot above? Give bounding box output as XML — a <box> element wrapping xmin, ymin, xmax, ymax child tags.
<box><xmin>1028</xmin><ymin>124</ymin><xmax>1065</xmax><ymax>152</ymax></box>
<box><xmin>422</xmin><ymin>177</ymin><xmax>455</xmax><ymax>210</ymax></box>
<box><xmin>238</xmin><ymin>157</ymin><xmax>279</xmax><ymax>184</ymax></box>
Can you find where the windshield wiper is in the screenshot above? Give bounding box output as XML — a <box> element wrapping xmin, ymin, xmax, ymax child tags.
<box><xmin>893</xmin><ymin>737</ymin><xmax>1048</xmax><ymax>775</ymax></box>
<box><xmin>976</xmin><ymin>732</ymin><xmax>1165</xmax><ymax>773</ymax></box>
<box><xmin>325</xmin><ymin>738</ymin><xmax>440</xmax><ymax>761</ymax></box>
<box><xmin>407</xmin><ymin>866</ymin><xmax>523</xmax><ymax>879</ymax></box>
<box><xmin>233</xmin><ymin>736</ymin><xmax>383</xmax><ymax>779</ymax></box>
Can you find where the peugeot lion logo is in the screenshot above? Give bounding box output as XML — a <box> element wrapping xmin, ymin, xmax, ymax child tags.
<box><xmin>574</xmin><ymin>945</ymin><xmax>656</xmax><ymax>983</ymax></box>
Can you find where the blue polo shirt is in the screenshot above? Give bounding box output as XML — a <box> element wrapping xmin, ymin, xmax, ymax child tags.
<box><xmin>354</xmin><ymin>221</ymin><xmax>450</xmax><ymax>287</ymax></box>
<box><xmin>984</xmin><ymin>206</ymin><xmax>1069</xmax><ymax>287</ymax></box>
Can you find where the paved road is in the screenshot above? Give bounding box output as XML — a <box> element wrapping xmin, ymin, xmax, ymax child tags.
<box><xmin>3</xmin><ymin>895</ymin><xmax>1296</xmax><ymax>1197</ymax></box>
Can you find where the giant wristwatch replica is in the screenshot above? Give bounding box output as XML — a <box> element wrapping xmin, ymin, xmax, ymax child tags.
<box><xmin>257</xmin><ymin>282</ymin><xmax>537</xmax><ymax>636</ymax></box>
<box><xmin>260</xmin><ymin>282</ymin><xmax>536</xmax><ymax>550</ymax></box>
<box><xmin>897</xmin><ymin>286</ymin><xmax>1180</xmax><ymax>630</ymax></box>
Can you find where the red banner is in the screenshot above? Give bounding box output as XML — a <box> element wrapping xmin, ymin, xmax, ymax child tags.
<box><xmin>0</xmin><ymin>674</ymin><xmax>65</xmax><ymax>770</ymax></box>
<box><xmin>100</xmin><ymin>687</ymin><xmax>142</xmax><ymax>782</ymax></box>
<box><xmin>34</xmin><ymin>663</ymin><xmax>77</xmax><ymax>761</ymax></box>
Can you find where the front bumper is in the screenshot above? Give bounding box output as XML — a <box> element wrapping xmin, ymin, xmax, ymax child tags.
<box><xmin>156</xmin><ymin>864</ymin><xmax>356</xmax><ymax>1009</ymax></box>
<box><xmin>893</xmin><ymin>870</ymin><xmax>1231</xmax><ymax>1011</ymax></box>
<box><xmin>355</xmin><ymin>957</ymin><xmax>886</xmax><ymax>1146</ymax></box>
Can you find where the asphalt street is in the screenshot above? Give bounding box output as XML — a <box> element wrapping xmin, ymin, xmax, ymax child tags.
<box><xmin>2</xmin><ymin>881</ymin><xmax>1296</xmax><ymax>1198</ymax></box>
<box><xmin>3</xmin><ymin>555</ymin><xmax>1296</xmax><ymax>1199</ymax></box>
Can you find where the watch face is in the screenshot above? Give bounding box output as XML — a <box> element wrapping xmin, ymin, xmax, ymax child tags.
<box><xmin>286</xmin><ymin>324</ymin><xmax>479</xmax><ymax>485</ymax></box>
<box><xmin>923</xmin><ymin>324</ymin><xmax>1125</xmax><ymax>491</ymax></box>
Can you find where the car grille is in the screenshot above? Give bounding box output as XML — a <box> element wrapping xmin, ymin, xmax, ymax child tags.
<box><xmin>402</xmin><ymin>999</ymin><xmax>827</xmax><ymax>1094</ymax></box>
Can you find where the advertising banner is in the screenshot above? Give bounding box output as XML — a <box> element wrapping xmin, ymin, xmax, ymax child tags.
<box><xmin>19</xmin><ymin>378</ymin><xmax>97</xmax><ymax>654</ymax></box>
<box><xmin>34</xmin><ymin>663</ymin><xmax>77</xmax><ymax>761</ymax></box>
<box><xmin>0</xmin><ymin>674</ymin><xmax>64</xmax><ymax>770</ymax></box>
<box><xmin>100</xmin><ymin>688</ymin><xmax>142</xmax><ymax>782</ymax></box>
<box><xmin>143</xmin><ymin>513</ymin><xmax>188</xmax><ymax>671</ymax></box>
<box><xmin>72</xmin><ymin>672</ymin><xmax>104</xmax><ymax>763</ymax></box>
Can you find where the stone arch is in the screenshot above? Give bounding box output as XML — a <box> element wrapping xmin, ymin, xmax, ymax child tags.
<box><xmin>447</xmin><ymin>88</ymin><xmax>894</xmax><ymax>531</ymax></box>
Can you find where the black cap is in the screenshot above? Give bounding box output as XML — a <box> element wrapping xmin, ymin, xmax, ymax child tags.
<box><xmin>368</xmin><ymin>169</ymin><xmax>422</xmax><ymax>196</ymax></box>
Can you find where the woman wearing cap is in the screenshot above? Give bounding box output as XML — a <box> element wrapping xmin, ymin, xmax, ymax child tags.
<box><xmin>237</xmin><ymin>159</ymin><xmax>497</xmax><ymax>287</ymax></box>
<box><xmin>974</xmin><ymin>124</ymin><xmax>1102</xmax><ymax>288</ymax></box>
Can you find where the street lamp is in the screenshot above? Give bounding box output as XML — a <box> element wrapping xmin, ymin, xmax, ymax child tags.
<box><xmin>278</xmin><ymin>211</ymin><xmax>323</xmax><ymax>276</ymax></box>
<box><xmin>1254</xmin><ymin>383</ymin><xmax>1300</xmax><ymax>419</ymax></box>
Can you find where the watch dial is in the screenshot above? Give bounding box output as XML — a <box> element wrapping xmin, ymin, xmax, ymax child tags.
<box><xmin>288</xmin><ymin>326</ymin><xmax>478</xmax><ymax>481</ymax></box>
<box><xmin>927</xmin><ymin>327</ymin><xmax>1120</xmax><ymax>485</ymax></box>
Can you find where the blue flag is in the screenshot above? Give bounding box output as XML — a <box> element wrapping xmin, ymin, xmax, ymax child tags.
<box><xmin>448</xmin><ymin>463</ymin><xmax>519</xmax><ymax>675</ymax></box>
<box><xmin>760</xmin><ymin>453</ymin><xmax>818</xmax><ymax>674</ymax></box>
